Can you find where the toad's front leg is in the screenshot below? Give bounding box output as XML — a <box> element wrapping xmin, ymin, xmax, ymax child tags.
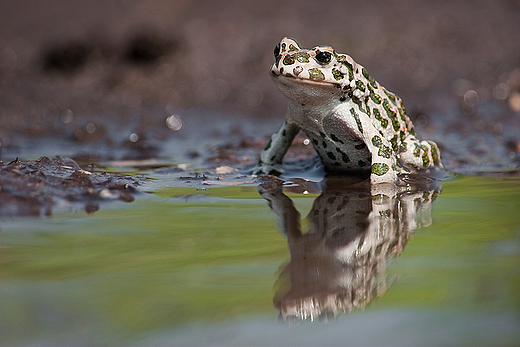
<box><xmin>253</xmin><ymin>121</ymin><xmax>300</xmax><ymax>176</ymax></box>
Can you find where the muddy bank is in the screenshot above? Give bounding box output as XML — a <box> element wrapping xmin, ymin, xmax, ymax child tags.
<box><xmin>0</xmin><ymin>156</ymin><xmax>138</xmax><ymax>217</ymax></box>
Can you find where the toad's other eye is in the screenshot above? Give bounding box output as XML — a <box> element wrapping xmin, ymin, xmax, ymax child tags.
<box><xmin>315</xmin><ymin>51</ymin><xmax>332</xmax><ymax>64</ymax></box>
<box><xmin>274</xmin><ymin>43</ymin><xmax>281</xmax><ymax>58</ymax></box>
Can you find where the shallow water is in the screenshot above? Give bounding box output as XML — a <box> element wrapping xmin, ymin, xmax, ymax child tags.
<box><xmin>1</xmin><ymin>173</ymin><xmax>520</xmax><ymax>346</ymax></box>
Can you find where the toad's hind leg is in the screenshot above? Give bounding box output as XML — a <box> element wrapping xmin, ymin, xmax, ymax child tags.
<box><xmin>322</xmin><ymin>107</ymin><xmax>398</xmax><ymax>183</ymax></box>
<box><xmin>399</xmin><ymin>137</ymin><xmax>442</xmax><ymax>169</ymax></box>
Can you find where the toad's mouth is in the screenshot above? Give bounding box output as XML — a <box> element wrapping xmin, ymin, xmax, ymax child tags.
<box><xmin>270</xmin><ymin>69</ymin><xmax>339</xmax><ymax>88</ymax></box>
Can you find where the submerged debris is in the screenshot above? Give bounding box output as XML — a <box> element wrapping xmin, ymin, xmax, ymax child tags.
<box><xmin>0</xmin><ymin>156</ymin><xmax>139</xmax><ymax>217</ymax></box>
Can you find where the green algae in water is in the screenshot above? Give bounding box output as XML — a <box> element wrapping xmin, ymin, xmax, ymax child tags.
<box><xmin>1</xmin><ymin>175</ymin><xmax>520</xmax><ymax>346</ymax></box>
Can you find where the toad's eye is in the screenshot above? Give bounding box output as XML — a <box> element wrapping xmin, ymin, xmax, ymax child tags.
<box><xmin>274</xmin><ymin>43</ymin><xmax>281</xmax><ymax>58</ymax></box>
<box><xmin>315</xmin><ymin>51</ymin><xmax>332</xmax><ymax>64</ymax></box>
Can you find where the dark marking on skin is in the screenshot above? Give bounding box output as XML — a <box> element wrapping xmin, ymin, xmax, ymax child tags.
<box><xmin>322</xmin><ymin>141</ymin><xmax>328</xmax><ymax>149</ymax></box>
<box><xmin>355</xmin><ymin>143</ymin><xmax>366</xmax><ymax>150</ymax></box>
<box><xmin>330</xmin><ymin>134</ymin><xmax>344</xmax><ymax>144</ymax></box>
<box><xmin>312</xmin><ymin>138</ymin><xmax>319</xmax><ymax>146</ymax></box>
<box><xmin>339</xmin><ymin>96</ymin><xmax>347</xmax><ymax>102</ymax></box>
<box><xmin>264</xmin><ymin>139</ymin><xmax>272</xmax><ymax>150</ymax></box>
<box><xmin>327</xmin><ymin>152</ymin><xmax>336</xmax><ymax>160</ymax></box>
<box><xmin>319</xmin><ymin>132</ymin><xmax>326</xmax><ymax>138</ymax></box>
<box><xmin>336</xmin><ymin>147</ymin><xmax>350</xmax><ymax>163</ymax></box>
<box><xmin>358</xmin><ymin>160</ymin><xmax>366</xmax><ymax>167</ymax></box>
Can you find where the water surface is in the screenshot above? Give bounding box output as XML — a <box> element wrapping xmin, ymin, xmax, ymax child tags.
<box><xmin>1</xmin><ymin>174</ymin><xmax>519</xmax><ymax>346</ymax></box>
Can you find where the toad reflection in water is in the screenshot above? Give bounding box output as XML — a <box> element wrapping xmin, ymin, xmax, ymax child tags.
<box><xmin>258</xmin><ymin>175</ymin><xmax>441</xmax><ymax>322</ymax></box>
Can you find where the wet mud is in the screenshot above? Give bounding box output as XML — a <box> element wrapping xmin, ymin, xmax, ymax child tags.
<box><xmin>0</xmin><ymin>156</ymin><xmax>138</xmax><ymax>217</ymax></box>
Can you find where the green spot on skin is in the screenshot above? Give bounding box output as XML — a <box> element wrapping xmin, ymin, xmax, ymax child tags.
<box><xmin>368</xmin><ymin>75</ymin><xmax>377</xmax><ymax>89</ymax></box>
<box><xmin>383</xmin><ymin>99</ymin><xmax>400</xmax><ymax>131</ymax></box>
<box><xmin>378</xmin><ymin>146</ymin><xmax>392</xmax><ymax>159</ymax></box>
<box><xmin>385</xmin><ymin>90</ymin><xmax>397</xmax><ymax>106</ymax></box>
<box><xmin>350</xmin><ymin>108</ymin><xmax>363</xmax><ymax>134</ymax></box>
<box><xmin>390</xmin><ymin>135</ymin><xmax>398</xmax><ymax>152</ymax></box>
<box><xmin>370</xmin><ymin>92</ymin><xmax>382</xmax><ymax>104</ymax></box>
<box><xmin>332</xmin><ymin>68</ymin><xmax>344</xmax><ymax>81</ymax></box>
<box><xmin>399</xmin><ymin>107</ymin><xmax>407</xmax><ymax>123</ymax></box>
<box><xmin>338</xmin><ymin>57</ymin><xmax>354</xmax><ymax>81</ymax></box>
<box><xmin>294</xmin><ymin>52</ymin><xmax>310</xmax><ymax>63</ymax></box>
<box><xmin>421</xmin><ymin>144</ymin><xmax>430</xmax><ymax>166</ymax></box>
<box><xmin>288</xmin><ymin>44</ymin><xmax>298</xmax><ymax>52</ymax></box>
<box><xmin>428</xmin><ymin>141</ymin><xmax>439</xmax><ymax>165</ymax></box>
<box><xmin>264</xmin><ymin>139</ymin><xmax>272</xmax><ymax>150</ymax></box>
<box><xmin>362</xmin><ymin>68</ymin><xmax>370</xmax><ymax>80</ymax></box>
<box><xmin>379</xmin><ymin>209</ymin><xmax>391</xmax><ymax>218</ymax></box>
<box><xmin>414</xmin><ymin>143</ymin><xmax>421</xmax><ymax>157</ymax></box>
<box><xmin>371</xmin><ymin>163</ymin><xmax>390</xmax><ymax>176</ymax></box>
<box><xmin>283</xmin><ymin>55</ymin><xmax>295</xmax><ymax>65</ymax></box>
<box><xmin>281</xmin><ymin>43</ymin><xmax>286</xmax><ymax>51</ymax></box>
<box><xmin>355</xmin><ymin>80</ymin><xmax>366</xmax><ymax>92</ymax></box>
<box><xmin>373</xmin><ymin>109</ymin><xmax>388</xmax><ymax>128</ymax></box>
<box><xmin>308</xmin><ymin>68</ymin><xmax>325</xmax><ymax>81</ymax></box>
<box><xmin>371</xmin><ymin>135</ymin><xmax>382</xmax><ymax>148</ymax></box>
<box><xmin>293</xmin><ymin>66</ymin><xmax>303</xmax><ymax>76</ymax></box>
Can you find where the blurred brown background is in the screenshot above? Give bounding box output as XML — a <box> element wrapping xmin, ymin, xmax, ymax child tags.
<box><xmin>1</xmin><ymin>0</ymin><xmax>519</xmax><ymax>164</ymax></box>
